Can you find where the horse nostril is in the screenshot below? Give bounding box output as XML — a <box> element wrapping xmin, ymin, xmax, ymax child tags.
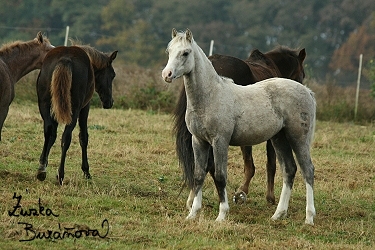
<box><xmin>168</xmin><ymin>71</ymin><xmax>172</xmax><ymax>77</ymax></box>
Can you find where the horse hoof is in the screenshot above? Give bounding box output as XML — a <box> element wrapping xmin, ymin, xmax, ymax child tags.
<box><xmin>84</xmin><ymin>172</ymin><xmax>92</xmax><ymax>179</ymax></box>
<box><xmin>266</xmin><ymin>195</ymin><xmax>276</xmax><ymax>205</ymax></box>
<box><xmin>305</xmin><ymin>219</ymin><xmax>314</xmax><ymax>226</ymax></box>
<box><xmin>233</xmin><ymin>191</ymin><xmax>247</xmax><ymax>204</ymax></box>
<box><xmin>56</xmin><ymin>175</ymin><xmax>64</xmax><ymax>186</ymax></box>
<box><xmin>185</xmin><ymin>213</ymin><xmax>197</xmax><ymax>220</ymax></box>
<box><xmin>271</xmin><ymin>210</ymin><xmax>287</xmax><ymax>221</ymax></box>
<box><xmin>36</xmin><ymin>170</ymin><xmax>47</xmax><ymax>181</ymax></box>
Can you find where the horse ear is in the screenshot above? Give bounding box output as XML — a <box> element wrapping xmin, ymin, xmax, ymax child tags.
<box><xmin>185</xmin><ymin>29</ymin><xmax>193</xmax><ymax>42</ymax></box>
<box><xmin>172</xmin><ymin>28</ymin><xmax>178</xmax><ymax>38</ymax></box>
<box><xmin>36</xmin><ymin>31</ymin><xmax>44</xmax><ymax>44</ymax></box>
<box><xmin>109</xmin><ymin>50</ymin><xmax>118</xmax><ymax>62</ymax></box>
<box><xmin>299</xmin><ymin>48</ymin><xmax>306</xmax><ymax>63</ymax></box>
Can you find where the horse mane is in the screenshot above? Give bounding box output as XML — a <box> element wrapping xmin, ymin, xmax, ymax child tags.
<box><xmin>246</xmin><ymin>49</ymin><xmax>282</xmax><ymax>79</ymax></box>
<box><xmin>0</xmin><ymin>36</ymin><xmax>50</xmax><ymax>57</ymax></box>
<box><xmin>247</xmin><ymin>61</ymin><xmax>281</xmax><ymax>80</ymax></box>
<box><xmin>70</xmin><ymin>39</ymin><xmax>110</xmax><ymax>70</ymax></box>
<box><xmin>267</xmin><ymin>45</ymin><xmax>301</xmax><ymax>58</ymax></box>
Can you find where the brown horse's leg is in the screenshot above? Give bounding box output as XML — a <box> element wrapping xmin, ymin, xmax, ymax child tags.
<box><xmin>78</xmin><ymin>104</ymin><xmax>91</xmax><ymax>179</ymax></box>
<box><xmin>233</xmin><ymin>146</ymin><xmax>255</xmax><ymax>204</ymax></box>
<box><xmin>57</xmin><ymin>117</ymin><xmax>77</xmax><ymax>185</ymax></box>
<box><xmin>0</xmin><ymin>86</ymin><xmax>14</xmax><ymax>141</ymax></box>
<box><xmin>37</xmin><ymin>105</ymin><xmax>58</xmax><ymax>181</ymax></box>
<box><xmin>266</xmin><ymin>140</ymin><xmax>276</xmax><ymax>204</ymax></box>
<box><xmin>0</xmin><ymin>105</ymin><xmax>9</xmax><ymax>141</ymax></box>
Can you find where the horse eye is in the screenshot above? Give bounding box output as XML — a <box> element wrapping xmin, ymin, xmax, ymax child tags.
<box><xmin>182</xmin><ymin>51</ymin><xmax>189</xmax><ymax>57</ymax></box>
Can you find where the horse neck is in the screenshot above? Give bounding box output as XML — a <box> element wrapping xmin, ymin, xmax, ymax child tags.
<box><xmin>0</xmin><ymin>46</ymin><xmax>42</xmax><ymax>83</ymax></box>
<box><xmin>78</xmin><ymin>46</ymin><xmax>106</xmax><ymax>71</ymax></box>
<box><xmin>183</xmin><ymin>44</ymin><xmax>222</xmax><ymax>109</ymax></box>
<box><xmin>266</xmin><ymin>53</ymin><xmax>296</xmax><ymax>78</ymax></box>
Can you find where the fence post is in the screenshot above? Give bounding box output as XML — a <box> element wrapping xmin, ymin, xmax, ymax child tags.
<box><xmin>354</xmin><ymin>54</ymin><xmax>363</xmax><ymax>121</ymax></box>
<box><xmin>64</xmin><ymin>26</ymin><xmax>70</xmax><ymax>46</ymax></box>
<box><xmin>209</xmin><ymin>40</ymin><xmax>214</xmax><ymax>56</ymax></box>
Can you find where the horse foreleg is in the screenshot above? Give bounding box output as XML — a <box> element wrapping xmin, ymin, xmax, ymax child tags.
<box><xmin>212</xmin><ymin>138</ymin><xmax>230</xmax><ymax>221</ymax></box>
<box><xmin>270</xmin><ymin>132</ymin><xmax>297</xmax><ymax>221</ymax></box>
<box><xmin>37</xmin><ymin>113</ymin><xmax>58</xmax><ymax>181</ymax></box>
<box><xmin>186</xmin><ymin>189</ymin><xmax>195</xmax><ymax>210</ymax></box>
<box><xmin>266</xmin><ymin>140</ymin><xmax>277</xmax><ymax>204</ymax></box>
<box><xmin>208</xmin><ymin>147</ymin><xmax>229</xmax><ymax>221</ymax></box>
<box><xmin>186</xmin><ymin>136</ymin><xmax>209</xmax><ymax>220</ymax></box>
<box><xmin>78</xmin><ymin>105</ymin><xmax>91</xmax><ymax>179</ymax></box>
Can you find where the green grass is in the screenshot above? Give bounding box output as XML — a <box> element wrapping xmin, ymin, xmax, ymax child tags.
<box><xmin>1</xmin><ymin>103</ymin><xmax>375</xmax><ymax>249</ymax></box>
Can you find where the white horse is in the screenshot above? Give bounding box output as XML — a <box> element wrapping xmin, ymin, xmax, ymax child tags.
<box><xmin>162</xmin><ymin>29</ymin><xmax>316</xmax><ymax>225</ymax></box>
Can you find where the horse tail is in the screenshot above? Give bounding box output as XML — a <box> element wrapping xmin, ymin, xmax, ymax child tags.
<box><xmin>173</xmin><ymin>86</ymin><xmax>195</xmax><ymax>190</ymax></box>
<box><xmin>309</xmin><ymin>91</ymin><xmax>317</xmax><ymax>148</ymax></box>
<box><xmin>50</xmin><ymin>58</ymin><xmax>73</xmax><ymax>124</ymax></box>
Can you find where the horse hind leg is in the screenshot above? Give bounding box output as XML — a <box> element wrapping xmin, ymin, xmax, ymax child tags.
<box><xmin>270</xmin><ymin>131</ymin><xmax>297</xmax><ymax>221</ymax></box>
<box><xmin>37</xmin><ymin>109</ymin><xmax>58</xmax><ymax>181</ymax></box>
<box><xmin>57</xmin><ymin>118</ymin><xmax>78</xmax><ymax>185</ymax></box>
<box><xmin>233</xmin><ymin>146</ymin><xmax>255</xmax><ymax>204</ymax></box>
<box><xmin>290</xmin><ymin>142</ymin><xmax>316</xmax><ymax>225</ymax></box>
<box><xmin>78</xmin><ymin>104</ymin><xmax>91</xmax><ymax>179</ymax></box>
<box><xmin>234</xmin><ymin>143</ymin><xmax>276</xmax><ymax>205</ymax></box>
<box><xmin>266</xmin><ymin>140</ymin><xmax>277</xmax><ymax>204</ymax></box>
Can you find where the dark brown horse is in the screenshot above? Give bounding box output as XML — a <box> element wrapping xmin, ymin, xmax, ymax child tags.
<box><xmin>173</xmin><ymin>46</ymin><xmax>306</xmax><ymax>204</ymax></box>
<box><xmin>0</xmin><ymin>32</ymin><xmax>54</xmax><ymax>141</ymax></box>
<box><xmin>36</xmin><ymin>45</ymin><xmax>117</xmax><ymax>185</ymax></box>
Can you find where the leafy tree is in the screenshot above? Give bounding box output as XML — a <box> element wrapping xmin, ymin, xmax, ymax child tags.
<box><xmin>369</xmin><ymin>60</ymin><xmax>375</xmax><ymax>98</ymax></box>
<box><xmin>150</xmin><ymin>0</ymin><xmax>236</xmax><ymax>56</ymax></box>
<box><xmin>1</xmin><ymin>0</ymin><xmax>375</xmax><ymax>83</ymax></box>
<box><xmin>0</xmin><ymin>1</ymin><xmax>52</xmax><ymax>40</ymax></box>
<box><xmin>49</xmin><ymin>0</ymin><xmax>107</xmax><ymax>45</ymax></box>
<box><xmin>329</xmin><ymin>13</ymin><xmax>375</xmax><ymax>86</ymax></box>
<box><xmin>97</xmin><ymin>0</ymin><xmax>163</xmax><ymax>66</ymax></box>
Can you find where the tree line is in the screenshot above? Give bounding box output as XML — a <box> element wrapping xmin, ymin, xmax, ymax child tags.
<box><xmin>1</xmin><ymin>0</ymin><xmax>375</xmax><ymax>87</ymax></box>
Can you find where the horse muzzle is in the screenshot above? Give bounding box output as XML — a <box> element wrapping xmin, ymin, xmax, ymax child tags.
<box><xmin>162</xmin><ymin>68</ymin><xmax>175</xmax><ymax>83</ymax></box>
<box><xmin>102</xmin><ymin>99</ymin><xmax>114</xmax><ymax>109</ymax></box>
<box><xmin>164</xmin><ymin>77</ymin><xmax>173</xmax><ymax>83</ymax></box>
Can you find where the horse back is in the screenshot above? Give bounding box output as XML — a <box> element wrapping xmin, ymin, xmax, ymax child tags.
<box><xmin>38</xmin><ymin>46</ymin><xmax>95</xmax><ymax>108</ymax></box>
<box><xmin>229</xmin><ymin>78</ymin><xmax>315</xmax><ymax>146</ymax></box>
<box><xmin>258</xmin><ymin>78</ymin><xmax>315</xmax><ymax>134</ymax></box>
<box><xmin>208</xmin><ymin>54</ymin><xmax>255</xmax><ymax>85</ymax></box>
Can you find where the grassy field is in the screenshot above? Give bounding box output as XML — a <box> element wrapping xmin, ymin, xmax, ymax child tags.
<box><xmin>1</xmin><ymin>103</ymin><xmax>375</xmax><ymax>249</ymax></box>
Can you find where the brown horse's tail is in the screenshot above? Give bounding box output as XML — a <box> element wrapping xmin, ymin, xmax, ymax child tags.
<box><xmin>50</xmin><ymin>58</ymin><xmax>72</xmax><ymax>124</ymax></box>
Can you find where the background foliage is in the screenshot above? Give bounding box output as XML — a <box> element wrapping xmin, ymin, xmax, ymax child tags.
<box><xmin>1</xmin><ymin>0</ymin><xmax>375</xmax><ymax>85</ymax></box>
<box><xmin>2</xmin><ymin>0</ymin><xmax>375</xmax><ymax>121</ymax></box>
